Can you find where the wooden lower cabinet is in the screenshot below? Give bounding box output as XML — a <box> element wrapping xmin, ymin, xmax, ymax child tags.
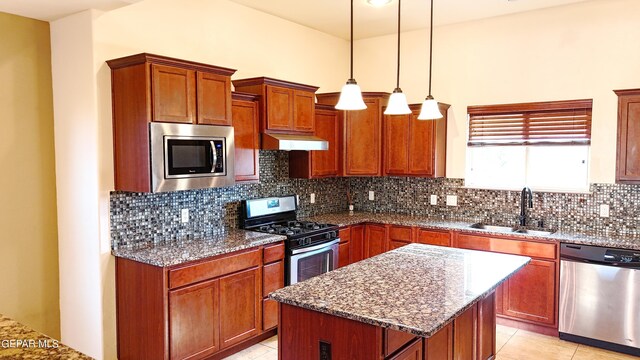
<box><xmin>416</xmin><ymin>228</ymin><xmax>451</xmax><ymax>247</ymax></box>
<box><xmin>502</xmin><ymin>259</ymin><xmax>556</xmax><ymax>325</ymax></box>
<box><xmin>279</xmin><ymin>291</ymin><xmax>496</xmax><ymax>360</ymax></box>
<box><xmin>169</xmin><ymin>279</ymin><xmax>220</xmax><ymax>360</ymax></box>
<box><xmin>351</xmin><ymin>225</ymin><xmax>365</xmax><ymax>263</ymax></box>
<box><xmin>366</xmin><ymin>224</ymin><xmax>388</xmax><ymax>258</ymax></box>
<box><xmin>338</xmin><ymin>241</ymin><xmax>351</xmax><ymax>267</ymax></box>
<box><xmin>116</xmin><ymin>243</ymin><xmax>283</xmax><ymax>360</ymax></box>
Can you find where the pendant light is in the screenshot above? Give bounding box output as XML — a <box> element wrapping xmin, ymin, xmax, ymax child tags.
<box><xmin>336</xmin><ymin>0</ymin><xmax>367</xmax><ymax>110</ymax></box>
<box><xmin>384</xmin><ymin>0</ymin><xmax>411</xmax><ymax>115</ymax></box>
<box><xmin>418</xmin><ymin>0</ymin><xmax>443</xmax><ymax>120</ymax></box>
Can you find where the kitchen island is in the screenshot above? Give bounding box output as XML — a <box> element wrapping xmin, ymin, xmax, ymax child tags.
<box><xmin>270</xmin><ymin>243</ymin><xmax>530</xmax><ymax>360</ymax></box>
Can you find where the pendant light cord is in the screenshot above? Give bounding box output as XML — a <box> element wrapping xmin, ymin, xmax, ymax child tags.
<box><xmin>350</xmin><ymin>0</ymin><xmax>354</xmax><ymax>79</ymax></box>
<box><xmin>395</xmin><ymin>0</ymin><xmax>401</xmax><ymax>89</ymax></box>
<box><xmin>428</xmin><ymin>0</ymin><xmax>434</xmax><ymax>96</ymax></box>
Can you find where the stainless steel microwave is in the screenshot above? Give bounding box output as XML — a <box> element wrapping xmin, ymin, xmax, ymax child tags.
<box><xmin>150</xmin><ymin>122</ymin><xmax>235</xmax><ymax>192</ymax></box>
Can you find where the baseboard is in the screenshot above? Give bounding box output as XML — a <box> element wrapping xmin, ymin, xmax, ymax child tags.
<box><xmin>209</xmin><ymin>329</ymin><xmax>277</xmax><ymax>360</ymax></box>
<box><xmin>496</xmin><ymin>317</ymin><xmax>558</xmax><ymax>337</ymax></box>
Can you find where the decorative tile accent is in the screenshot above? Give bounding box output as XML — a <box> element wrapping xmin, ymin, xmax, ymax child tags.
<box><xmin>111</xmin><ymin>152</ymin><xmax>640</xmax><ymax>249</ymax></box>
<box><xmin>110</xmin><ymin>151</ymin><xmax>349</xmax><ymax>248</ymax></box>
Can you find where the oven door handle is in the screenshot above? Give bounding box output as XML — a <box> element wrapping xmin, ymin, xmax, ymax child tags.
<box><xmin>290</xmin><ymin>239</ymin><xmax>340</xmax><ymax>255</ymax></box>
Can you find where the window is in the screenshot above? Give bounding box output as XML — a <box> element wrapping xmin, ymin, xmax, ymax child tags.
<box><xmin>465</xmin><ymin>99</ymin><xmax>592</xmax><ymax>192</ymax></box>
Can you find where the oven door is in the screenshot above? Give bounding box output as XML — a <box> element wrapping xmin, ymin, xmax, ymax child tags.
<box><xmin>288</xmin><ymin>239</ymin><xmax>339</xmax><ymax>285</ymax></box>
<box><xmin>165</xmin><ymin>137</ymin><xmax>225</xmax><ymax>178</ymax></box>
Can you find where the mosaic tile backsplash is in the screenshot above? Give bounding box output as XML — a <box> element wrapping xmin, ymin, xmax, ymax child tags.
<box><xmin>111</xmin><ymin>152</ymin><xmax>640</xmax><ymax>248</ymax></box>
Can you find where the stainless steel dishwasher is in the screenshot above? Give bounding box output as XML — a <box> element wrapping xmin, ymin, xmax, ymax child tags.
<box><xmin>559</xmin><ymin>243</ymin><xmax>640</xmax><ymax>356</ymax></box>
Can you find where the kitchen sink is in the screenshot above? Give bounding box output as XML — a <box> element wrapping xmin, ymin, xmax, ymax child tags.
<box><xmin>469</xmin><ymin>223</ymin><xmax>556</xmax><ymax>236</ymax></box>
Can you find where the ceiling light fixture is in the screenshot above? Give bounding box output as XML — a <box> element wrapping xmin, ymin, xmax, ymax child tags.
<box><xmin>336</xmin><ymin>0</ymin><xmax>367</xmax><ymax>111</ymax></box>
<box><xmin>418</xmin><ymin>0</ymin><xmax>443</xmax><ymax>120</ymax></box>
<box><xmin>384</xmin><ymin>0</ymin><xmax>411</xmax><ymax>115</ymax></box>
<box><xmin>367</xmin><ymin>0</ymin><xmax>393</xmax><ymax>7</ymax></box>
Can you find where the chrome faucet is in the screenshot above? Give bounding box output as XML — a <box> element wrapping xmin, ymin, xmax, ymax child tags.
<box><xmin>519</xmin><ymin>187</ymin><xmax>533</xmax><ymax>226</ymax></box>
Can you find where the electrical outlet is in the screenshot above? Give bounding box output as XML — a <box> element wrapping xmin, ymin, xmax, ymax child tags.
<box><xmin>181</xmin><ymin>209</ymin><xmax>189</xmax><ymax>223</ymax></box>
<box><xmin>368</xmin><ymin>191</ymin><xmax>375</xmax><ymax>201</ymax></box>
<box><xmin>430</xmin><ymin>195</ymin><xmax>438</xmax><ymax>205</ymax></box>
<box><xmin>446</xmin><ymin>195</ymin><xmax>458</xmax><ymax>206</ymax></box>
<box><xmin>599</xmin><ymin>204</ymin><xmax>610</xmax><ymax>218</ymax></box>
<box><xmin>310</xmin><ymin>193</ymin><xmax>316</xmax><ymax>204</ymax></box>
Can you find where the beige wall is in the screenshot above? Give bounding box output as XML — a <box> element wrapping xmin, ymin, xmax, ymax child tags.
<box><xmin>355</xmin><ymin>0</ymin><xmax>640</xmax><ymax>182</ymax></box>
<box><xmin>0</xmin><ymin>12</ymin><xmax>59</xmax><ymax>338</ymax></box>
<box><xmin>50</xmin><ymin>1</ymin><xmax>348</xmax><ymax>358</ymax></box>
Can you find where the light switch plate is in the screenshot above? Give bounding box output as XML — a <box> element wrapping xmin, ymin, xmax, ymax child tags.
<box><xmin>368</xmin><ymin>191</ymin><xmax>375</xmax><ymax>201</ymax></box>
<box><xmin>446</xmin><ymin>195</ymin><xmax>458</xmax><ymax>206</ymax></box>
<box><xmin>599</xmin><ymin>204</ymin><xmax>610</xmax><ymax>218</ymax></box>
<box><xmin>310</xmin><ymin>193</ymin><xmax>316</xmax><ymax>204</ymax></box>
<box><xmin>430</xmin><ymin>195</ymin><xmax>438</xmax><ymax>205</ymax></box>
<box><xmin>181</xmin><ymin>209</ymin><xmax>189</xmax><ymax>223</ymax></box>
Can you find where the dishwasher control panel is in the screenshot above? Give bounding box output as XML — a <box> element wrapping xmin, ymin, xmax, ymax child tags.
<box><xmin>561</xmin><ymin>243</ymin><xmax>640</xmax><ymax>268</ymax></box>
<box><xmin>604</xmin><ymin>249</ymin><xmax>640</xmax><ymax>264</ymax></box>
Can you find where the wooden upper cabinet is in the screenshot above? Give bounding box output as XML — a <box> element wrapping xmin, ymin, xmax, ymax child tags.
<box><xmin>266</xmin><ymin>86</ymin><xmax>294</xmax><ymax>131</ymax></box>
<box><xmin>151</xmin><ymin>64</ymin><xmax>196</xmax><ymax>123</ymax></box>
<box><xmin>293</xmin><ymin>90</ymin><xmax>315</xmax><ymax>132</ymax></box>
<box><xmin>233</xmin><ymin>77</ymin><xmax>319</xmax><ymax>135</ymax></box>
<box><xmin>232</xmin><ymin>92</ymin><xmax>260</xmax><ymax>183</ymax></box>
<box><xmin>384</xmin><ymin>103</ymin><xmax>449</xmax><ymax>177</ymax></box>
<box><xmin>289</xmin><ymin>104</ymin><xmax>341</xmax><ymax>179</ymax></box>
<box><xmin>197</xmin><ymin>71</ymin><xmax>232</xmax><ymax>125</ymax></box>
<box><xmin>615</xmin><ymin>89</ymin><xmax>640</xmax><ymax>183</ymax></box>
<box><xmin>317</xmin><ymin>92</ymin><xmax>389</xmax><ymax>177</ymax></box>
<box><xmin>384</xmin><ymin>113</ymin><xmax>410</xmax><ymax>175</ymax></box>
<box><xmin>107</xmin><ymin>53</ymin><xmax>236</xmax><ymax>192</ymax></box>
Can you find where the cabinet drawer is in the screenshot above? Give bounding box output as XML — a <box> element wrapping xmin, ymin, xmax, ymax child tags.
<box><xmin>263</xmin><ymin>242</ymin><xmax>285</xmax><ymax>264</ymax></box>
<box><xmin>384</xmin><ymin>328</ymin><xmax>417</xmax><ymax>357</ymax></box>
<box><xmin>339</xmin><ymin>227</ymin><xmax>351</xmax><ymax>244</ymax></box>
<box><xmin>416</xmin><ymin>229</ymin><xmax>450</xmax><ymax>247</ymax></box>
<box><xmin>263</xmin><ymin>298</ymin><xmax>278</xmax><ymax>331</ymax></box>
<box><xmin>454</xmin><ymin>233</ymin><xmax>556</xmax><ymax>260</ymax></box>
<box><xmin>390</xmin><ymin>240</ymin><xmax>411</xmax><ymax>250</ymax></box>
<box><xmin>169</xmin><ymin>248</ymin><xmax>261</xmax><ymax>289</ymax></box>
<box><xmin>389</xmin><ymin>226</ymin><xmax>412</xmax><ymax>242</ymax></box>
<box><xmin>263</xmin><ymin>261</ymin><xmax>284</xmax><ymax>296</ymax></box>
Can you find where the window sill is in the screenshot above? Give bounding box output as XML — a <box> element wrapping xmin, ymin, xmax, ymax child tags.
<box><xmin>462</xmin><ymin>184</ymin><xmax>591</xmax><ymax>194</ymax></box>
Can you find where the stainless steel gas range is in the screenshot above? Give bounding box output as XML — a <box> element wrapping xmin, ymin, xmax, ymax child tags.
<box><xmin>241</xmin><ymin>195</ymin><xmax>340</xmax><ymax>285</ymax></box>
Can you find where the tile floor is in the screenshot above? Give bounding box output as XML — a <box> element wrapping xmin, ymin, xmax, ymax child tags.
<box><xmin>224</xmin><ymin>325</ymin><xmax>639</xmax><ymax>359</ymax></box>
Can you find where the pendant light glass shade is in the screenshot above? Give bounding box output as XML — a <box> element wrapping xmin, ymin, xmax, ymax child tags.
<box><xmin>336</xmin><ymin>79</ymin><xmax>367</xmax><ymax>110</ymax></box>
<box><xmin>384</xmin><ymin>88</ymin><xmax>411</xmax><ymax>115</ymax></box>
<box><xmin>418</xmin><ymin>95</ymin><xmax>443</xmax><ymax>120</ymax></box>
<box><xmin>337</xmin><ymin>0</ymin><xmax>366</xmax><ymax>111</ymax></box>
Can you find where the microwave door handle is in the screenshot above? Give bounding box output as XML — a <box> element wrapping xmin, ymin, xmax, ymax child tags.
<box><xmin>210</xmin><ymin>141</ymin><xmax>217</xmax><ymax>172</ymax></box>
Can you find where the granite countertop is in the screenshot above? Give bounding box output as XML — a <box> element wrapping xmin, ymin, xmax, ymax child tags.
<box><xmin>111</xmin><ymin>229</ymin><xmax>286</xmax><ymax>267</ymax></box>
<box><xmin>304</xmin><ymin>212</ymin><xmax>640</xmax><ymax>251</ymax></box>
<box><xmin>0</xmin><ymin>314</ymin><xmax>92</xmax><ymax>359</ymax></box>
<box><xmin>270</xmin><ymin>243</ymin><xmax>530</xmax><ymax>337</ymax></box>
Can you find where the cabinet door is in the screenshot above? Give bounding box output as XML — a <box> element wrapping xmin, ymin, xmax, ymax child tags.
<box><xmin>311</xmin><ymin>108</ymin><xmax>340</xmax><ymax>177</ymax></box>
<box><xmin>293</xmin><ymin>90</ymin><xmax>315</xmax><ymax>132</ymax></box>
<box><xmin>345</xmin><ymin>98</ymin><xmax>381</xmax><ymax>176</ymax></box>
<box><xmin>616</xmin><ymin>92</ymin><xmax>640</xmax><ymax>182</ymax></box>
<box><xmin>424</xmin><ymin>322</ymin><xmax>453</xmax><ymax>360</ymax></box>
<box><xmin>197</xmin><ymin>72</ymin><xmax>232</xmax><ymax>125</ymax></box>
<box><xmin>388</xmin><ymin>338</ymin><xmax>423</xmax><ymax>360</ymax></box>
<box><xmin>169</xmin><ymin>279</ymin><xmax>219</xmax><ymax>360</ymax></box>
<box><xmin>263</xmin><ymin>261</ymin><xmax>284</xmax><ymax>296</ymax></box>
<box><xmin>262</xmin><ymin>298</ymin><xmax>278</xmax><ymax>331</ymax></box>
<box><xmin>453</xmin><ymin>304</ymin><xmax>477</xmax><ymax>360</ymax></box>
<box><xmin>502</xmin><ymin>259</ymin><xmax>556</xmax><ymax>325</ymax></box>
<box><xmin>415</xmin><ymin>229</ymin><xmax>450</xmax><ymax>247</ymax></box>
<box><xmin>408</xmin><ymin>112</ymin><xmax>435</xmax><ymax>176</ymax></box>
<box><xmin>350</xmin><ymin>225</ymin><xmax>365</xmax><ymax>263</ymax></box>
<box><xmin>219</xmin><ymin>268</ymin><xmax>261</xmax><ymax>349</ymax></box>
<box><xmin>384</xmin><ymin>114</ymin><xmax>410</xmax><ymax>175</ymax></box>
<box><xmin>338</xmin><ymin>241</ymin><xmax>351</xmax><ymax>268</ymax></box>
<box><xmin>152</xmin><ymin>64</ymin><xmax>196</xmax><ymax>123</ymax></box>
<box><xmin>266</xmin><ymin>86</ymin><xmax>293</xmax><ymax>131</ymax></box>
<box><xmin>232</xmin><ymin>99</ymin><xmax>260</xmax><ymax>182</ymax></box>
<box><xmin>365</xmin><ymin>224</ymin><xmax>387</xmax><ymax>258</ymax></box>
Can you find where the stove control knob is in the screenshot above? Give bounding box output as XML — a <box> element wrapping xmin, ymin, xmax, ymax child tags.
<box><xmin>305</xmin><ymin>238</ymin><xmax>311</xmax><ymax>245</ymax></box>
<box><xmin>330</xmin><ymin>231</ymin><xmax>337</xmax><ymax>238</ymax></box>
<box><xmin>325</xmin><ymin>233</ymin><xmax>331</xmax><ymax>240</ymax></box>
<box><xmin>298</xmin><ymin>239</ymin><xmax>305</xmax><ymax>246</ymax></box>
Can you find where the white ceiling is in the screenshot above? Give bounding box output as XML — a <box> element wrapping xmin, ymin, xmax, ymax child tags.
<box><xmin>0</xmin><ymin>0</ymin><xmax>142</xmax><ymax>21</ymax></box>
<box><xmin>229</xmin><ymin>0</ymin><xmax>594</xmax><ymax>39</ymax></box>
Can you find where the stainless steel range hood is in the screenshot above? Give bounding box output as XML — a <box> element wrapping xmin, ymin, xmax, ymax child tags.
<box><xmin>261</xmin><ymin>133</ymin><xmax>329</xmax><ymax>151</ymax></box>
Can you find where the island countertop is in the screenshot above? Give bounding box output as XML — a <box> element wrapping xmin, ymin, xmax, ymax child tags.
<box><xmin>270</xmin><ymin>243</ymin><xmax>530</xmax><ymax>338</ymax></box>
